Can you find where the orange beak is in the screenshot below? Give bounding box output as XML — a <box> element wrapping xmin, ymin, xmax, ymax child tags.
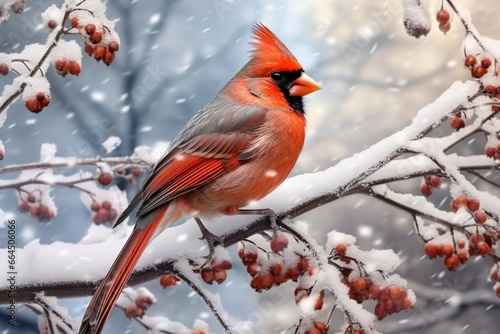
<box><xmin>289</xmin><ymin>73</ymin><xmax>321</xmax><ymax>97</ymax></box>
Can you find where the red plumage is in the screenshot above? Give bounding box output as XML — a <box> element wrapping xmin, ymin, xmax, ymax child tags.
<box><xmin>79</xmin><ymin>23</ymin><xmax>320</xmax><ymax>334</ymax></box>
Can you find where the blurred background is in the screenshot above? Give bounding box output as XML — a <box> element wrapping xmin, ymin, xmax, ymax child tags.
<box><xmin>0</xmin><ymin>0</ymin><xmax>499</xmax><ymax>333</ymax></box>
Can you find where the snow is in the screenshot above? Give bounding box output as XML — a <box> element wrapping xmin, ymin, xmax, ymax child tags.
<box><xmin>101</xmin><ymin>136</ymin><xmax>122</xmax><ymax>153</ymax></box>
<box><xmin>51</xmin><ymin>40</ymin><xmax>83</xmax><ymax>65</ymax></box>
<box><xmin>40</xmin><ymin>143</ymin><xmax>58</xmax><ymax>162</ymax></box>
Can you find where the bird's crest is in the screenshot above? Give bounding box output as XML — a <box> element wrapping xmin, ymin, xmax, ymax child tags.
<box><xmin>248</xmin><ymin>23</ymin><xmax>302</xmax><ymax>75</ymax></box>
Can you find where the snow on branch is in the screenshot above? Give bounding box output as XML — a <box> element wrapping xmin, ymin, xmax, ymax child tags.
<box><xmin>0</xmin><ymin>0</ymin><xmax>120</xmax><ymax>137</ymax></box>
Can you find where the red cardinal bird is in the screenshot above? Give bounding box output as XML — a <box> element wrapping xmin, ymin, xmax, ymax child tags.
<box><xmin>79</xmin><ymin>23</ymin><xmax>320</xmax><ymax>334</ymax></box>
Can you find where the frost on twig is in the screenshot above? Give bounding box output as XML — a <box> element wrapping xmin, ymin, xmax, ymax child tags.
<box><xmin>0</xmin><ymin>0</ymin><xmax>120</xmax><ymax>146</ymax></box>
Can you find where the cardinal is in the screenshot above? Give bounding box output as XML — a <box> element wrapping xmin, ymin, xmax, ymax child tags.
<box><xmin>79</xmin><ymin>23</ymin><xmax>320</xmax><ymax>334</ymax></box>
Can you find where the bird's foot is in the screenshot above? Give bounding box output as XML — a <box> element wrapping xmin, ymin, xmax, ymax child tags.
<box><xmin>237</xmin><ymin>208</ymin><xmax>278</xmax><ymax>234</ymax></box>
<box><xmin>194</xmin><ymin>217</ymin><xmax>224</xmax><ymax>262</ymax></box>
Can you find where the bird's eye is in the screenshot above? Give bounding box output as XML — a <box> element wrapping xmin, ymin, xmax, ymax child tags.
<box><xmin>270</xmin><ymin>72</ymin><xmax>284</xmax><ymax>83</ymax></box>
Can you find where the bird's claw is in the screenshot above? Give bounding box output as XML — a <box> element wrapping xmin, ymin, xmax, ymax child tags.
<box><xmin>194</xmin><ymin>217</ymin><xmax>224</xmax><ymax>262</ymax></box>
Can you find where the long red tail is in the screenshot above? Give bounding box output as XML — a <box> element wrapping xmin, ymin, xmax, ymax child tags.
<box><xmin>79</xmin><ymin>205</ymin><xmax>169</xmax><ymax>334</ymax></box>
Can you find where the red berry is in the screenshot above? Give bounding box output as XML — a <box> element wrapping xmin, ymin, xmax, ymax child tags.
<box><xmin>68</xmin><ymin>62</ymin><xmax>81</xmax><ymax>75</ymax></box>
<box><xmin>476</xmin><ymin>241</ymin><xmax>490</xmax><ymax>256</ymax></box>
<box><xmin>485</xmin><ymin>145</ymin><xmax>496</xmax><ymax>157</ymax></box>
<box><xmin>93</xmin><ymin>46</ymin><xmax>106</xmax><ymax>61</ymax></box>
<box><xmin>464</xmin><ymin>56</ymin><xmax>477</xmax><ymax>67</ymax></box>
<box><xmin>439</xmin><ymin>21</ymin><xmax>451</xmax><ymax>34</ymax></box>
<box><xmin>454</xmin><ymin>195</ymin><xmax>468</xmax><ymax>209</ymax></box>
<box><xmin>365</xmin><ymin>284</ymin><xmax>379</xmax><ymax>299</ymax></box>
<box><xmin>297</xmin><ymin>258</ymin><xmax>309</xmax><ymax>273</ymax></box>
<box><xmin>0</xmin><ymin>63</ymin><xmax>8</xmax><ymax>75</ymax></box>
<box><xmin>260</xmin><ymin>274</ymin><xmax>274</xmax><ymax>290</ymax></box>
<box><xmin>424</xmin><ymin>243</ymin><xmax>439</xmax><ymax>259</ymax></box>
<box><xmin>314</xmin><ymin>291</ymin><xmax>324</xmax><ymax>310</ymax></box>
<box><xmin>54</xmin><ymin>59</ymin><xmax>67</xmax><ymax>71</ymax></box>
<box><xmin>403</xmin><ymin>298</ymin><xmax>413</xmax><ymax>310</ymax></box>
<box><xmin>269</xmin><ymin>262</ymin><xmax>283</xmax><ymax>276</ymax></box>
<box><xmin>464</xmin><ymin>55</ymin><xmax>477</xmax><ymax>67</ymax></box>
<box><xmin>70</xmin><ymin>16</ymin><xmax>79</xmax><ymax>28</ymax></box>
<box><xmin>89</xmin><ymin>31</ymin><xmax>102</xmax><ymax>44</ymax></box>
<box><xmin>474</xmin><ymin>210</ymin><xmax>487</xmax><ymax>224</ymax></box>
<box><xmin>48</xmin><ymin>19</ymin><xmax>57</xmax><ymax>29</ymax></box>
<box><xmin>103</xmin><ymin>50</ymin><xmax>115</xmax><ymax>66</ymax></box>
<box><xmin>241</xmin><ymin>251</ymin><xmax>258</xmax><ymax>265</ymax></box>
<box><xmin>213</xmin><ymin>268</ymin><xmax>227</xmax><ymax>284</ymax></box>
<box><xmin>286</xmin><ymin>267</ymin><xmax>300</xmax><ymax>281</ymax></box>
<box><xmin>90</xmin><ymin>202</ymin><xmax>100</xmax><ymax>212</ymax></box>
<box><xmin>350</xmin><ymin>277</ymin><xmax>367</xmax><ymax>292</ymax></box>
<box><xmin>335</xmin><ymin>243</ymin><xmax>347</xmax><ymax>255</ymax></box>
<box><xmin>313</xmin><ymin>321</ymin><xmax>328</xmax><ymax>332</ymax></box>
<box><xmin>25</xmin><ymin>99</ymin><xmax>42</xmax><ymax>113</ymax></box>
<box><xmin>159</xmin><ymin>274</ymin><xmax>179</xmax><ymax>288</ymax></box>
<box><xmin>211</xmin><ymin>258</ymin><xmax>232</xmax><ymax>270</ymax></box>
<box><xmin>98</xmin><ymin>172</ymin><xmax>113</xmax><ymax>186</ymax></box>
<box><xmin>124</xmin><ymin>303</ymin><xmax>138</xmax><ymax>318</ymax></box>
<box><xmin>85</xmin><ymin>23</ymin><xmax>96</xmax><ymax>35</ymax></box>
<box><xmin>428</xmin><ymin>175</ymin><xmax>442</xmax><ymax>188</ymax></box>
<box><xmin>439</xmin><ymin>244</ymin><xmax>454</xmax><ymax>257</ymax></box>
<box><xmin>135</xmin><ymin>294</ymin><xmax>154</xmax><ymax>310</ymax></box>
<box><xmin>444</xmin><ymin>254</ymin><xmax>459</xmax><ymax>271</ymax></box>
<box><xmin>84</xmin><ymin>44</ymin><xmax>94</xmax><ymax>56</ymax></box>
<box><xmin>246</xmin><ymin>262</ymin><xmax>260</xmax><ymax>276</ymax></box>
<box><xmin>481</xmin><ymin>58</ymin><xmax>492</xmax><ymax>68</ymax></box>
<box><xmin>420</xmin><ymin>182</ymin><xmax>433</xmax><ymax>197</ymax></box>
<box><xmin>375</xmin><ymin>303</ymin><xmax>388</xmax><ymax>320</ymax></box>
<box><xmin>200</xmin><ymin>268</ymin><xmax>214</xmax><ymax>284</ymax></box>
<box><xmin>436</xmin><ymin>9</ymin><xmax>450</xmax><ymax>24</ymax></box>
<box><xmin>270</xmin><ymin>233</ymin><xmax>288</xmax><ymax>252</ymax></box>
<box><xmin>108</xmin><ymin>41</ymin><xmax>120</xmax><ymax>52</ymax></box>
<box><xmin>131</xmin><ymin>168</ymin><xmax>141</xmax><ymax>177</ymax></box>
<box><xmin>27</xmin><ymin>193</ymin><xmax>36</xmax><ymax>203</ymax></box>
<box><xmin>387</xmin><ymin>286</ymin><xmax>401</xmax><ymax>299</ymax></box>
<box><xmin>101</xmin><ymin>200</ymin><xmax>112</xmax><ymax>210</ymax></box>
<box><xmin>470</xmin><ymin>233</ymin><xmax>485</xmax><ymax>245</ymax></box>
<box><xmin>472</xmin><ymin>66</ymin><xmax>487</xmax><ymax>78</ymax></box>
<box><xmin>467</xmin><ymin>198</ymin><xmax>480</xmax><ymax>212</ymax></box>
<box><xmin>450</xmin><ymin>115</ymin><xmax>465</xmax><ymax>130</ymax></box>
<box><xmin>18</xmin><ymin>201</ymin><xmax>30</xmax><ymax>212</ymax></box>
<box><xmin>108</xmin><ymin>208</ymin><xmax>118</xmax><ymax>221</ymax></box>
<box><xmin>484</xmin><ymin>85</ymin><xmax>496</xmax><ymax>95</ymax></box>
<box><xmin>457</xmin><ymin>250</ymin><xmax>469</xmax><ymax>263</ymax></box>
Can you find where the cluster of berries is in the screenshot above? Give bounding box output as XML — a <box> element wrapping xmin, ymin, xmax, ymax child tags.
<box><xmin>436</xmin><ymin>9</ymin><xmax>451</xmax><ymax>33</ymax></box>
<box><xmin>239</xmin><ymin>233</ymin><xmax>317</xmax><ymax>292</ymax></box>
<box><xmin>69</xmin><ymin>16</ymin><xmax>120</xmax><ymax>66</ymax></box>
<box><xmin>482</xmin><ymin>84</ymin><xmax>500</xmax><ymax>112</ymax></box>
<box><xmin>420</xmin><ymin>175</ymin><xmax>442</xmax><ymax>197</ymax></box>
<box><xmin>197</xmin><ymin>257</ymin><xmax>232</xmax><ymax>285</ymax></box>
<box><xmin>53</xmin><ymin>58</ymin><xmax>81</xmax><ymax>77</ymax></box>
<box><xmin>489</xmin><ymin>267</ymin><xmax>500</xmax><ymax>297</ymax></box>
<box><xmin>485</xmin><ymin>142</ymin><xmax>500</xmax><ymax>160</ymax></box>
<box><xmin>304</xmin><ymin>321</ymin><xmax>329</xmax><ymax>334</ymax></box>
<box><xmin>124</xmin><ymin>292</ymin><xmax>155</xmax><ymax>319</ymax></box>
<box><xmin>450</xmin><ymin>195</ymin><xmax>488</xmax><ymax>225</ymax></box>
<box><xmin>333</xmin><ymin>243</ymin><xmax>413</xmax><ymax>320</ymax></box>
<box><xmin>24</xmin><ymin>92</ymin><xmax>50</xmax><ymax>114</ymax></box>
<box><xmin>465</xmin><ymin>55</ymin><xmax>493</xmax><ymax>79</ymax></box>
<box><xmin>18</xmin><ymin>193</ymin><xmax>55</xmax><ymax>222</ymax></box>
<box><xmin>425</xmin><ymin>233</ymin><xmax>492</xmax><ymax>271</ymax></box>
<box><xmin>116</xmin><ymin>167</ymin><xmax>142</xmax><ymax>186</ymax></box>
<box><xmin>449</xmin><ymin>111</ymin><xmax>466</xmax><ymax>130</ymax></box>
<box><xmin>90</xmin><ymin>200</ymin><xmax>118</xmax><ymax>225</ymax></box>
